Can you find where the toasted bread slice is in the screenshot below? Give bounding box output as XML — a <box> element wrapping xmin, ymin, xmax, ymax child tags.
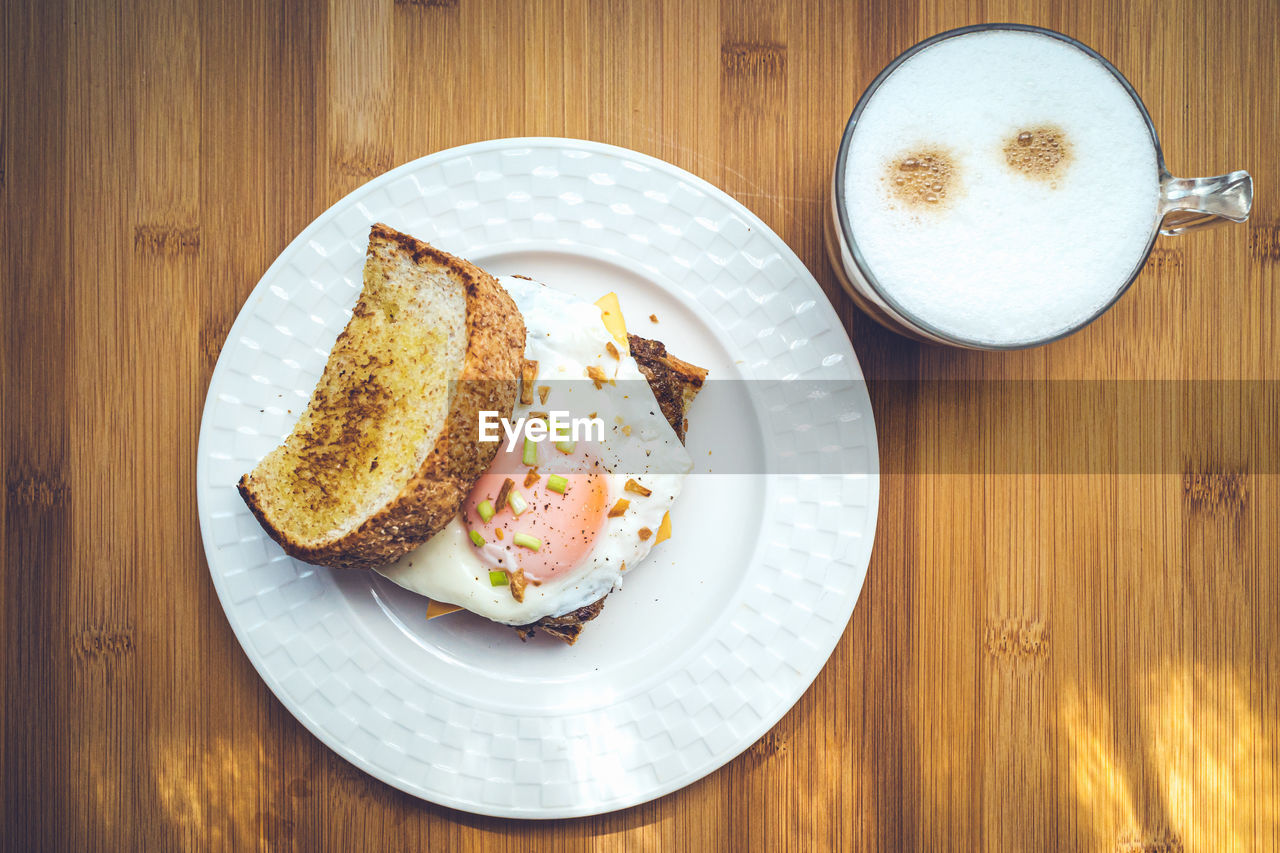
<box><xmin>238</xmin><ymin>224</ymin><xmax>526</xmax><ymax>569</ymax></box>
<box><xmin>513</xmin><ymin>335</ymin><xmax>707</xmax><ymax>644</ymax></box>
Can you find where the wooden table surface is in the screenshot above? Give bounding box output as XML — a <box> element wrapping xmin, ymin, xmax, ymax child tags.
<box><xmin>4</xmin><ymin>0</ymin><xmax>1277</xmax><ymax>849</ymax></box>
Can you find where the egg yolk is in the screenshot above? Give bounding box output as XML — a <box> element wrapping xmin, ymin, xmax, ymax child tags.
<box><xmin>463</xmin><ymin>452</ymin><xmax>610</xmax><ymax>583</ymax></box>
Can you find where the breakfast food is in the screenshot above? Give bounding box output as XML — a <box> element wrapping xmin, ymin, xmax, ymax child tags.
<box><xmin>237</xmin><ymin>224</ymin><xmax>526</xmax><ymax>569</ymax></box>
<box><xmin>377</xmin><ymin>275</ymin><xmax>706</xmax><ymax>643</ymax></box>
<box><xmin>238</xmin><ymin>222</ymin><xmax>704</xmax><ymax>643</ymax></box>
<box><xmin>512</xmin><ymin>335</ymin><xmax>705</xmax><ymax>642</ymax></box>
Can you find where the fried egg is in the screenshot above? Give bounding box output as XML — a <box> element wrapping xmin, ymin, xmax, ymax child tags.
<box><xmin>376</xmin><ymin>275</ymin><xmax>692</xmax><ymax>626</ymax></box>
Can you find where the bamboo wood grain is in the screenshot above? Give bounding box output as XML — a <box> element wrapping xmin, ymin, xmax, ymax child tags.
<box><xmin>2</xmin><ymin>0</ymin><xmax>1276</xmax><ymax>849</ymax></box>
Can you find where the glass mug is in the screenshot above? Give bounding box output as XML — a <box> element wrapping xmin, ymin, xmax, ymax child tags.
<box><xmin>824</xmin><ymin>23</ymin><xmax>1254</xmax><ymax>350</ymax></box>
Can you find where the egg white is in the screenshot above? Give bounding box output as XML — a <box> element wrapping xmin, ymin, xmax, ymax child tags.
<box><xmin>376</xmin><ymin>275</ymin><xmax>692</xmax><ymax>626</ymax></box>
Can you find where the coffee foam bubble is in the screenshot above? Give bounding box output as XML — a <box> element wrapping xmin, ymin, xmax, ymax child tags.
<box><xmin>884</xmin><ymin>148</ymin><xmax>959</xmax><ymax>210</ymax></box>
<box><xmin>842</xmin><ymin>31</ymin><xmax>1159</xmax><ymax>345</ymax></box>
<box><xmin>1003</xmin><ymin>125</ymin><xmax>1072</xmax><ymax>183</ymax></box>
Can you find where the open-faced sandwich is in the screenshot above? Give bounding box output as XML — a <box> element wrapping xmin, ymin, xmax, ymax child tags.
<box><xmin>239</xmin><ymin>224</ymin><xmax>706</xmax><ymax>643</ymax></box>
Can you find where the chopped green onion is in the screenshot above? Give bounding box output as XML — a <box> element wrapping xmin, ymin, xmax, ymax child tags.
<box><xmin>469</xmin><ymin>529</ymin><xmax>485</xmax><ymax>547</ymax></box>
<box><xmin>508</xmin><ymin>490</ymin><xmax>529</xmax><ymax>516</ymax></box>
<box><xmin>513</xmin><ymin>532</ymin><xmax>542</xmax><ymax>551</ymax></box>
<box><xmin>547</xmin><ymin>474</ymin><xmax>568</xmax><ymax>494</ymax></box>
<box><xmin>489</xmin><ymin>570</ymin><xmax>508</xmax><ymax>586</ymax></box>
<box><xmin>477</xmin><ymin>500</ymin><xmax>495</xmax><ymax>523</ymax></box>
<box><xmin>555</xmin><ymin>440</ymin><xmax>576</xmax><ymax>454</ymax></box>
<box><xmin>523</xmin><ymin>436</ymin><xmax>538</xmax><ymax>466</ymax></box>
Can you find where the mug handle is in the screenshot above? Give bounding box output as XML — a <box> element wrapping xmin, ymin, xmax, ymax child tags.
<box><xmin>1158</xmin><ymin>170</ymin><xmax>1253</xmax><ymax>236</ymax></box>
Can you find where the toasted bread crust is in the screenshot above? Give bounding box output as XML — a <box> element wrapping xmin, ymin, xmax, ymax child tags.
<box><xmin>239</xmin><ymin>225</ymin><xmax>526</xmax><ymax>570</ymax></box>
<box><xmin>626</xmin><ymin>334</ymin><xmax>708</xmax><ymax>443</ymax></box>
<box><xmin>513</xmin><ymin>600</ymin><xmax>606</xmax><ymax>645</ymax></box>
<box><xmin>512</xmin><ymin>335</ymin><xmax>706</xmax><ymax>643</ymax></box>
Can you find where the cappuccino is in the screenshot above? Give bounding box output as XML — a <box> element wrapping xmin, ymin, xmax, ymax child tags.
<box><xmin>841</xmin><ymin>30</ymin><xmax>1160</xmax><ymax>346</ymax></box>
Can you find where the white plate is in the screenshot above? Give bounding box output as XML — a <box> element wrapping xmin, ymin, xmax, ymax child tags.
<box><xmin>196</xmin><ymin>138</ymin><xmax>879</xmax><ymax>818</ymax></box>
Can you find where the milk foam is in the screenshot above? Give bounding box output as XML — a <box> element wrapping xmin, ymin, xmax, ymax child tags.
<box><xmin>843</xmin><ymin>30</ymin><xmax>1160</xmax><ymax>345</ymax></box>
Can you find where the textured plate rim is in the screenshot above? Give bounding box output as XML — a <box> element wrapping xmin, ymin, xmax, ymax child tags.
<box><xmin>196</xmin><ymin>137</ymin><xmax>880</xmax><ymax>819</ymax></box>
